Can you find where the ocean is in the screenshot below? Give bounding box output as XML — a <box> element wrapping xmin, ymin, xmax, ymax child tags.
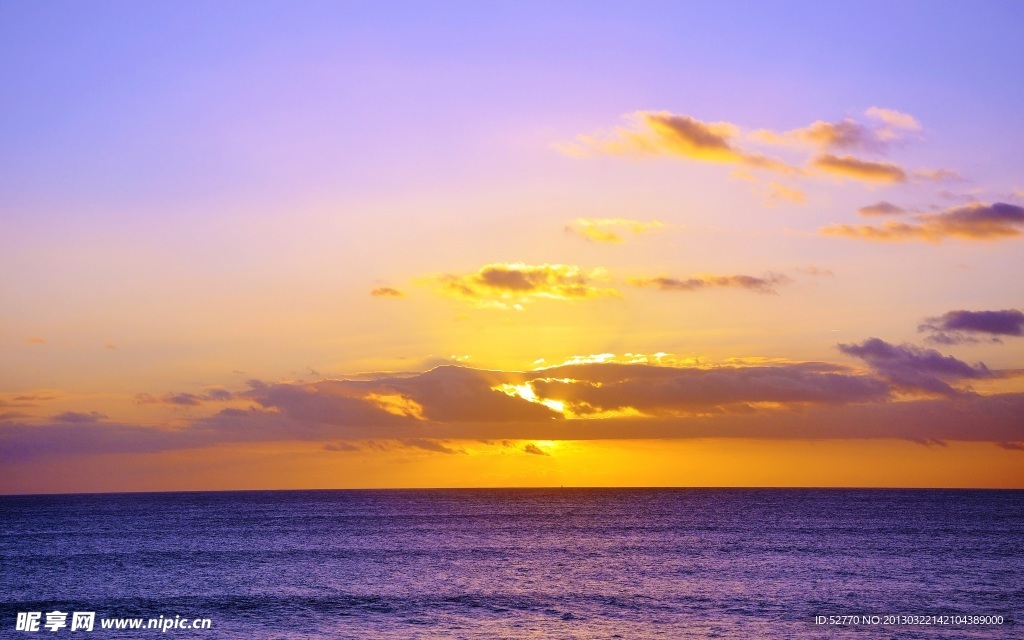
<box><xmin>1</xmin><ymin>489</ymin><xmax>1021</xmax><ymax>639</ymax></box>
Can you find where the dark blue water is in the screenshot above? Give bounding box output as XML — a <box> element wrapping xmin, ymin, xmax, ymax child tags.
<box><xmin>1</xmin><ymin>489</ymin><xmax>1021</xmax><ymax>638</ymax></box>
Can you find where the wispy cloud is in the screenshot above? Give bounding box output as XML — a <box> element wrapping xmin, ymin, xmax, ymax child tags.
<box><xmin>752</xmin><ymin>107</ymin><xmax>920</xmax><ymax>153</ymax></box>
<box><xmin>136</xmin><ymin>387</ymin><xmax>234</xmax><ymax>406</ymax></box>
<box><xmin>401</xmin><ymin>438</ymin><xmax>465</xmax><ymax>454</ymax></box>
<box><xmin>565</xmin><ymin>218</ymin><xmax>665</xmax><ymax>243</ymax></box>
<box><xmin>765</xmin><ymin>182</ymin><xmax>806</xmax><ymax>207</ymax></box>
<box><xmin>864</xmin><ymin>107</ymin><xmax>921</xmax><ymax>132</ymax></box>
<box><xmin>919</xmin><ymin>309</ymin><xmax>1024</xmax><ymax>345</ymax></box>
<box><xmin>425</xmin><ymin>263</ymin><xmax>618</xmax><ymax>308</ymax></box>
<box><xmin>913</xmin><ymin>168</ymin><xmax>963</xmax><ymax>183</ymax></box>
<box><xmin>52</xmin><ymin>411</ymin><xmax>107</xmax><ymax>424</ymax></box>
<box><xmin>857</xmin><ymin>201</ymin><xmax>906</xmax><ymax>216</ymax></box>
<box><xmin>629</xmin><ymin>273</ymin><xmax>790</xmax><ymax>294</ymax></box>
<box><xmin>822</xmin><ymin>202</ymin><xmax>1024</xmax><ymax>242</ymax></box>
<box><xmin>370</xmin><ymin>287</ymin><xmax>405</xmax><ymax>298</ymax></box>
<box><xmin>558</xmin><ymin>111</ymin><xmax>793</xmax><ymax>173</ymax></box>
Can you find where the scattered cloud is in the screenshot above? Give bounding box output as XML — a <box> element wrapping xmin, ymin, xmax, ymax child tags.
<box><xmin>558</xmin><ymin>111</ymin><xmax>794</xmax><ymax>173</ymax></box>
<box><xmin>787</xmin><ymin>119</ymin><xmax>887</xmax><ymax>153</ymax></box>
<box><xmin>523</xmin><ymin>443</ymin><xmax>550</xmax><ymax>456</ymax></box>
<box><xmin>426</xmin><ymin>262</ymin><xmax>618</xmax><ymax>308</ymax></box>
<box><xmin>919</xmin><ymin>309</ymin><xmax>1024</xmax><ymax>345</ymax></box>
<box><xmin>629</xmin><ymin>273</ymin><xmax>790</xmax><ymax>294</ymax></box>
<box><xmin>811</xmin><ymin>154</ymin><xmax>907</xmax><ymax>183</ymax></box>
<box><xmin>565</xmin><ymin>218</ymin><xmax>665</xmax><ymax>243</ymax></box>
<box><xmin>822</xmin><ymin>202</ymin><xmax>1024</xmax><ymax>242</ymax></box>
<box><xmin>752</xmin><ymin>107</ymin><xmax>920</xmax><ymax>153</ymax></box>
<box><xmin>371</xmin><ymin>287</ymin><xmax>405</xmax><ymax>298</ymax></box>
<box><xmin>838</xmin><ymin>338</ymin><xmax>991</xmax><ymax>395</ymax></box>
<box><xmin>560</xmin><ymin>108</ymin><xmax>968</xmax><ymax>191</ymax></box>
<box><xmin>858</xmin><ymin>201</ymin><xmax>906</xmax><ymax>216</ymax></box>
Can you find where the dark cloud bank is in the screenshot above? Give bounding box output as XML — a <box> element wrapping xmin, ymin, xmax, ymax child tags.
<box><xmin>3</xmin><ymin>338</ymin><xmax>1023</xmax><ymax>461</ymax></box>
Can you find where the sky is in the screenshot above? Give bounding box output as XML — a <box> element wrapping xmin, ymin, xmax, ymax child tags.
<box><xmin>2</xmin><ymin>1</ymin><xmax>1023</xmax><ymax>493</ymax></box>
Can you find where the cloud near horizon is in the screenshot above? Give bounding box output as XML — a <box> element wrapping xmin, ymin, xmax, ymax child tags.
<box><xmin>822</xmin><ymin>202</ymin><xmax>1024</xmax><ymax>242</ymax></box>
<box><xmin>424</xmin><ymin>262</ymin><xmax>618</xmax><ymax>308</ymax></box>
<box><xmin>3</xmin><ymin>349</ymin><xmax>1022</xmax><ymax>461</ymax></box>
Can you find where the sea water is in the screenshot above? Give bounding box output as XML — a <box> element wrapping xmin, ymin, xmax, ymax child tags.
<box><xmin>1</xmin><ymin>489</ymin><xmax>1020</xmax><ymax>638</ymax></box>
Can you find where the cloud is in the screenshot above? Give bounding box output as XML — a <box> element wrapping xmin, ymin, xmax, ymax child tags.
<box><xmin>753</xmin><ymin>108</ymin><xmax>920</xmax><ymax>153</ymax></box>
<box><xmin>371</xmin><ymin>287</ymin><xmax>405</xmax><ymax>298</ymax></box>
<box><xmin>565</xmin><ymin>218</ymin><xmax>664</xmax><ymax>243</ymax></box>
<box><xmin>791</xmin><ymin>119</ymin><xmax>886</xmax><ymax>153</ymax></box>
<box><xmin>765</xmin><ymin>182</ymin><xmax>806</xmax><ymax>207</ymax></box>
<box><xmin>526</xmin><ymin>362</ymin><xmax>891</xmax><ymax>417</ymax></box>
<box><xmin>822</xmin><ymin>202</ymin><xmax>1024</xmax><ymax>242</ymax></box>
<box><xmin>52</xmin><ymin>411</ymin><xmax>107</xmax><ymax>424</ymax></box>
<box><xmin>324</xmin><ymin>441</ymin><xmax>360</xmax><ymax>452</ymax></box>
<box><xmin>629</xmin><ymin>273</ymin><xmax>790</xmax><ymax>294</ymax></box>
<box><xmin>837</xmin><ymin>338</ymin><xmax>991</xmax><ymax>395</ymax></box>
<box><xmin>426</xmin><ymin>263</ymin><xmax>618</xmax><ymax>308</ymax></box>
<box><xmin>4</xmin><ymin>355</ymin><xmax>1024</xmax><ymax>461</ymax></box>
<box><xmin>136</xmin><ymin>387</ymin><xmax>235</xmax><ymax>406</ymax></box>
<box><xmin>919</xmin><ymin>309</ymin><xmax>1024</xmax><ymax>345</ymax></box>
<box><xmin>811</xmin><ymin>154</ymin><xmax>907</xmax><ymax>183</ymax></box>
<box><xmin>794</xmin><ymin>266</ymin><xmax>835</xmax><ymax>277</ymax></box>
<box><xmin>857</xmin><ymin>201</ymin><xmax>906</xmax><ymax>216</ymax></box>
<box><xmin>400</xmin><ymin>438</ymin><xmax>465</xmax><ymax>454</ymax></box>
<box><xmin>559</xmin><ymin>111</ymin><xmax>794</xmax><ymax>173</ymax></box>
<box><xmin>913</xmin><ymin>168</ymin><xmax>963</xmax><ymax>183</ymax></box>
<box><xmin>523</xmin><ymin>443</ymin><xmax>550</xmax><ymax>456</ymax></box>
<box><xmin>864</xmin><ymin>107</ymin><xmax>922</xmax><ymax>132</ymax></box>
<box><xmin>561</xmin><ymin>108</ymin><xmax>956</xmax><ymax>189</ymax></box>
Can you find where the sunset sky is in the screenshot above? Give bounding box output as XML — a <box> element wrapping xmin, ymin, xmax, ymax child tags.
<box><xmin>2</xmin><ymin>1</ymin><xmax>1023</xmax><ymax>493</ymax></box>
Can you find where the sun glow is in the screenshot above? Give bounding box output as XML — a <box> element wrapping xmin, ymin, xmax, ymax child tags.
<box><xmin>494</xmin><ymin>383</ymin><xmax>566</xmax><ymax>413</ymax></box>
